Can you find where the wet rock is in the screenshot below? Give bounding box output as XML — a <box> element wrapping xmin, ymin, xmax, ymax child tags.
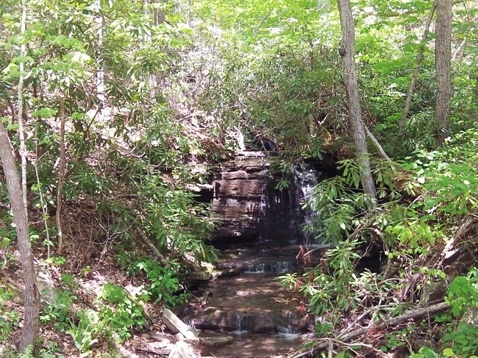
<box><xmin>199</xmin><ymin>335</ymin><xmax>234</xmax><ymax>347</ymax></box>
<box><xmin>180</xmin><ymin>245</ymin><xmax>311</xmax><ymax>356</ymax></box>
<box><xmin>188</xmin><ymin>271</ymin><xmax>212</xmax><ymax>282</ymax></box>
<box><xmin>188</xmin><ymin>309</ymin><xmax>309</xmax><ymax>334</ymax></box>
<box><xmin>210</xmin><ymin>154</ymin><xmax>271</xmax><ymax>242</ymax></box>
<box><xmin>210</xmin><ymin>153</ymin><xmax>317</xmax><ymax>244</ymax></box>
<box><xmin>213</xmin><ymin>267</ymin><xmax>243</xmax><ymax>278</ymax></box>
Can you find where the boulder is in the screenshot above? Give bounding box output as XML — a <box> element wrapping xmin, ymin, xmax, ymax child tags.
<box><xmin>199</xmin><ymin>335</ymin><xmax>234</xmax><ymax>347</ymax></box>
<box><xmin>168</xmin><ymin>341</ymin><xmax>198</xmax><ymax>358</ymax></box>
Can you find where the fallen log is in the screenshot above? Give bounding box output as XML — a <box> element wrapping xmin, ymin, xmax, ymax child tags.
<box><xmin>162</xmin><ymin>308</ymin><xmax>199</xmax><ymax>340</ymax></box>
<box><xmin>436</xmin><ymin>215</ymin><xmax>478</xmax><ymax>271</ymax></box>
<box><xmin>292</xmin><ymin>301</ymin><xmax>450</xmax><ymax>358</ymax></box>
<box><xmin>136</xmin><ymin>346</ymin><xmax>170</xmax><ymax>355</ymax></box>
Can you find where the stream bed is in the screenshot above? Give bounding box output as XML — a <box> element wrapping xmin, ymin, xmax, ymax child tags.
<box><xmin>181</xmin><ymin>243</ymin><xmax>314</xmax><ymax>357</ymax></box>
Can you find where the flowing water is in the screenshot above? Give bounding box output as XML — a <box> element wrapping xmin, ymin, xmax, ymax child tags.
<box><xmin>181</xmin><ymin>161</ymin><xmax>323</xmax><ymax>357</ymax></box>
<box><xmin>181</xmin><ymin>244</ymin><xmax>312</xmax><ymax>357</ymax></box>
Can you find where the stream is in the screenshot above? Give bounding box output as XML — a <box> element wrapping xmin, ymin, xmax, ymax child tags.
<box><xmin>181</xmin><ymin>242</ymin><xmax>315</xmax><ymax>357</ymax></box>
<box><xmin>180</xmin><ymin>155</ymin><xmax>323</xmax><ymax>356</ymax></box>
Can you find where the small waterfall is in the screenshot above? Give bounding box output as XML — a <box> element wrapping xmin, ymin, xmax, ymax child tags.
<box><xmin>258</xmin><ymin>162</ymin><xmax>322</xmax><ymax>245</ymax></box>
<box><xmin>275</xmin><ymin>325</ymin><xmax>298</xmax><ymax>339</ymax></box>
<box><xmin>234</xmin><ymin>313</ymin><xmax>254</xmax><ymax>334</ymax></box>
<box><xmin>294</xmin><ymin>163</ymin><xmax>319</xmax><ymax>206</ymax></box>
<box><xmin>244</xmin><ymin>260</ymin><xmax>296</xmax><ymax>274</ymax></box>
<box><xmin>292</xmin><ymin>163</ymin><xmax>321</xmax><ymax>245</ymax></box>
<box><xmin>183</xmin><ymin>157</ymin><xmax>326</xmax><ymax>356</ymax></box>
<box><xmin>244</xmin><ymin>262</ymin><xmax>266</xmax><ymax>273</ymax></box>
<box><xmin>271</xmin><ymin>260</ymin><xmax>296</xmax><ymax>274</ymax></box>
<box><xmin>235</xmin><ymin>315</ymin><xmax>245</xmax><ymax>334</ymax></box>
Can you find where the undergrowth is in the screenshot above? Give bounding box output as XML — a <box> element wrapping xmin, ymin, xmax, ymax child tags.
<box><xmin>279</xmin><ymin>127</ymin><xmax>478</xmax><ymax>357</ymax></box>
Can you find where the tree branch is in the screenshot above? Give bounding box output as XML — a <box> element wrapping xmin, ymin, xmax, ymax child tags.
<box><xmin>363</xmin><ymin>122</ymin><xmax>392</xmax><ymax>162</ymax></box>
<box><xmin>292</xmin><ymin>302</ymin><xmax>449</xmax><ymax>358</ymax></box>
<box><xmin>399</xmin><ymin>5</ymin><xmax>436</xmax><ymax>133</ymax></box>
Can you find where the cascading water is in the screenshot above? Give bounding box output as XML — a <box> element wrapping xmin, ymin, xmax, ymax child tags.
<box><xmin>181</xmin><ymin>157</ymin><xmax>325</xmax><ymax>357</ymax></box>
<box><xmin>256</xmin><ymin>161</ymin><xmax>322</xmax><ymax>246</ymax></box>
<box><xmin>235</xmin><ymin>314</ymin><xmax>249</xmax><ymax>334</ymax></box>
<box><xmin>244</xmin><ymin>260</ymin><xmax>297</xmax><ymax>274</ymax></box>
<box><xmin>292</xmin><ymin>162</ymin><xmax>322</xmax><ymax>246</ymax></box>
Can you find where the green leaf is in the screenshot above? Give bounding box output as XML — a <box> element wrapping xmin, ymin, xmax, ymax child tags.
<box><xmin>442</xmin><ymin>348</ymin><xmax>455</xmax><ymax>357</ymax></box>
<box><xmin>0</xmin><ymin>237</ymin><xmax>10</xmax><ymax>249</ymax></box>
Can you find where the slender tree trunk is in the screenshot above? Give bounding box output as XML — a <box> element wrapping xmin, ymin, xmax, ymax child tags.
<box><xmin>0</xmin><ymin>121</ymin><xmax>40</xmax><ymax>353</ymax></box>
<box><xmin>337</xmin><ymin>0</ymin><xmax>376</xmax><ymax>198</ymax></box>
<box><xmin>33</xmin><ymin>130</ymin><xmax>52</xmax><ymax>258</ymax></box>
<box><xmin>399</xmin><ymin>5</ymin><xmax>436</xmax><ymax>133</ymax></box>
<box><xmin>93</xmin><ymin>0</ymin><xmax>107</xmax><ymax>120</ymax></box>
<box><xmin>10</xmin><ymin>0</ymin><xmax>40</xmax><ymax>349</ymax></box>
<box><xmin>56</xmin><ymin>98</ymin><xmax>66</xmax><ymax>254</ymax></box>
<box><xmin>143</xmin><ymin>0</ymin><xmax>165</xmax><ymax>98</ymax></box>
<box><xmin>18</xmin><ymin>0</ymin><xmax>28</xmax><ymax>216</ymax></box>
<box><xmin>435</xmin><ymin>0</ymin><xmax>453</xmax><ymax>145</ymax></box>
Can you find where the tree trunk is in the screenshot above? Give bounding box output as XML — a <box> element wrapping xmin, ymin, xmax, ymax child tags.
<box><xmin>93</xmin><ymin>0</ymin><xmax>107</xmax><ymax>121</ymax></box>
<box><xmin>0</xmin><ymin>121</ymin><xmax>40</xmax><ymax>353</ymax></box>
<box><xmin>337</xmin><ymin>0</ymin><xmax>376</xmax><ymax>198</ymax></box>
<box><xmin>435</xmin><ymin>0</ymin><xmax>453</xmax><ymax>145</ymax></box>
<box><xmin>8</xmin><ymin>0</ymin><xmax>40</xmax><ymax>351</ymax></box>
<box><xmin>143</xmin><ymin>0</ymin><xmax>165</xmax><ymax>98</ymax></box>
<box><xmin>18</xmin><ymin>0</ymin><xmax>28</xmax><ymax>216</ymax></box>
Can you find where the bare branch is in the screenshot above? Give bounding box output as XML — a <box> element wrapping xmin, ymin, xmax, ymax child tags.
<box><xmin>292</xmin><ymin>302</ymin><xmax>449</xmax><ymax>358</ymax></box>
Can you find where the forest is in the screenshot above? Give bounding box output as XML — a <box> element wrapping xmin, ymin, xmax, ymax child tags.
<box><xmin>1</xmin><ymin>0</ymin><xmax>478</xmax><ymax>356</ymax></box>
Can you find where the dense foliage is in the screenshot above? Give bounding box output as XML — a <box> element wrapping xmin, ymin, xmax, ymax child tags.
<box><xmin>1</xmin><ymin>0</ymin><xmax>478</xmax><ymax>356</ymax></box>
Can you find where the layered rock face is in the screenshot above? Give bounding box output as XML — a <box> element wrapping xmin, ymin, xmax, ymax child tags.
<box><xmin>210</xmin><ymin>152</ymin><xmax>303</xmax><ymax>243</ymax></box>
<box><xmin>211</xmin><ymin>152</ymin><xmax>271</xmax><ymax>241</ymax></box>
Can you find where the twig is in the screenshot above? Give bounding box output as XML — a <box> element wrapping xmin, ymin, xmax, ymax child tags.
<box><xmin>433</xmin><ymin>215</ymin><xmax>478</xmax><ymax>269</ymax></box>
<box><xmin>0</xmin><ymin>268</ymin><xmax>25</xmax><ymax>294</ymax></box>
<box><xmin>253</xmin><ymin>9</ymin><xmax>274</xmax><ymax>34</ymax></box>
<box><xmin>136</xmin><ymin>228</ymin><xmax>165</xmax><ymax>261</ymax></box>
<box><xmin>322</xmin><ymin>338</ymin><xmax>387</xmax><ymax>357</ymax></box>
<box><xmin>342</xmin><ymin>303</ymin><xmax>402</xmax><ymax>333</ymax></box>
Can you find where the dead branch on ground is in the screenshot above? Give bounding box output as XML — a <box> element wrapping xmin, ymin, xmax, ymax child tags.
<box><xmin>291</xmin><ymin>301</ymin><xmax>449</xmax><ymax>358</ymax></box>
